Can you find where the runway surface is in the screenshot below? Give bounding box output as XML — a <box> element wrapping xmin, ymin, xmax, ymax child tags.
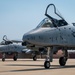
<box><xmin>0</xmin><ymin>59</ymin><xmax>75</xmax><ymax>75</ymax></box>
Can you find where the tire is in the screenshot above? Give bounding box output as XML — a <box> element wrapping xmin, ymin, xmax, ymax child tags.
<box><xmin>2</xmin><ymin>58</ymin><xmax>5</xmax><ymax>62</ymax></box>
<box><xmin>44</xmin><ymin>61</ymin><xmax>50</xmax><ymax>69</ymax></box>
<box><xmin>33</xmin><ymin>55</ymin><xmax>37</xmax><ymax>61</ymax></box>
<box><xmin>59</xmin><ymin>57</ymin><xmax>66</xmax><ymax>66</ymax></box>
<box><xmin>13</xmin><ymin>56</ymin><xmax>17</xmax><ymax>61</ymax></box>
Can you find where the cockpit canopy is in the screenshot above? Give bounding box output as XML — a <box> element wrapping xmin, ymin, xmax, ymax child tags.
<box><xmin>36</xmin><ymin>18</ymin><xmax>68</xmax><ymax>28</ymax></box>
<box><xmin>36</xmin><ymin>4</ymin><xmax>68</xmax><ymax>29</ymax></box>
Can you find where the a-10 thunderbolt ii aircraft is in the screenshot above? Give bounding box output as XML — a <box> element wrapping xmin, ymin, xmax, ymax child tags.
<box><xmin>0</xmin><ymin>35</ymin><xmax>26</xmax><ymax>61</ymax></box>
<box><xmin>0</xmin><ymin>35</ymin><xmax>44</xmax><ymax>61</ymax></box>
<box><xmin>22</xmin><ymin>4</ymin><xmax>75</xmax><ymax>69</ymax></box>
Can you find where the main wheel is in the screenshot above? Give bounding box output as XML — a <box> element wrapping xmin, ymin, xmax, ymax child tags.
<box><xmin>59</xmin><ymin>57</ymin><xmax>66</xmax><ymax>66</ymax></box>
<box><xmin>2</xmin><ymin>58</ymin><xmax>5</xmax><ymax>62</ymax></box>
<box><xmin>13</xmin><ymin>56</ymin><xmax>17</xmax><ymax>61</ymax></box>
<box><xmin>44</xmin><ymin>61</ymin><xmax>50</xmax><ymax>69</ymax></box>
<box><xmin>33</xmin><ymin>55</ymin><xmax>37</xmax><ymax>61</ymax></box>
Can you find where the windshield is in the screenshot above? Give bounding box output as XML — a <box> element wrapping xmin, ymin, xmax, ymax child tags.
<box><xmin>36</xmin><ymin>18</ymin><xmax>54</xmax><ymax>28</ymax></box>
<box><xmin>45</xmin><ymin>4</ymin><xmax>68</xmax><ymax>27</ymax></box>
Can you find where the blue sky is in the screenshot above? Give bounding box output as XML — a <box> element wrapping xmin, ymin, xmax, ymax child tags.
<box><xmin>0</xmin><ymin>0</ymin><xmax>75</xmax><ymax>41</ymax></box>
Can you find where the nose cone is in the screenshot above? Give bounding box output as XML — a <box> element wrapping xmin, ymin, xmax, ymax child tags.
<box><xmin>22</xmin><ymin>28</ymin><xmax>40</xmax><ymax>46</ymax></box>
<box><xmin>22</xmin><ymin>33</ymin><xmax>30</xmax><ymax>46</ymax></box>
<box><xmin>22</xmin><ymin>29</ymin><xmax>36</xmax><ymax>42</ymax></box>
<box><xmin>22</xmin><ymin>31</ymin><xmax>33</xmax><ymax>42</ymax></box>
<box><xmin>22</xmin><ymin>34</ymin><xmax>29</xmax><ymax>42</ymax></box>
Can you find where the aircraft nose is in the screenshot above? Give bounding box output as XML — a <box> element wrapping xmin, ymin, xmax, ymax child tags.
<box><xmin>22</xmin><ymin>34</ymin><xmax>30</xmax><ymax>46</ymax></box>
<box><xmin>22</xmin><ymin>34</ymin><xmax>30</xmax><ymax>42</ymax></box>
<box><xmin>23</xmin><ymin>32</ymin><xmax>35</xmax><ymax>42</ymax></box>
<box><xmin>22</xmin><ymin>29</ymin><xmax>38</xmax><ymax>46</ymax></box>
<box><xmin>22</xmin><ymin>29</ymin><xmax>34</xmax><ymax>42</ymax></box>
<box><xmin>22</xmin><ymin>29</ymin><xmax>36</xmax><ymax>42</ymax></box>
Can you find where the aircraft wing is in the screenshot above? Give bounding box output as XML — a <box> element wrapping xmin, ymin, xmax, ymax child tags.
<box><xmin>11</xmin><ymin>40</ymin><xmax>22</xmax><ymax>43</ymax></box>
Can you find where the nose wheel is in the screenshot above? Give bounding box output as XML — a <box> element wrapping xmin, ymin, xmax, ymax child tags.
<box><xmin>13</xmin><ymin>56</ymin><xmax>17</xmax><ymax>61</ymax></box>
<box><xmin>44</xmin><ymin>61</ymin><xmax>50</xmax><ymax>69</ymax></box>
<box><xmin>33</xmin><ymin>55</ymin><xmax>37</xmax><ymax>61</ymax></box>
<box><xmin>13</xmin><ymin>53</ymin><xmax>18</xmax><ymax>61</ymax></box>
<box><xmin>2</xmin><ymin>58</ymin><xmax>5</xmax><ymax>61</ymax></box>
<box><xmin>44</xmin><ymin>47</ymin><xmax>53</xmax><ymax>69</ymax></box>
<box><xmin>2</xmin><ymin>53</ymin><xmax>6</xmax><ymax>62</ymax></box>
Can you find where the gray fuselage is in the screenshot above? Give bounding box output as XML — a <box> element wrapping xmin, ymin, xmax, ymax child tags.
<box><xmin>23</xmin><ymin>18</ymin><xmax>75</xmax><ymax>48</ymax></box>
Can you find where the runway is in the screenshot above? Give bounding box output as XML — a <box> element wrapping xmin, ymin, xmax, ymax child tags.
<box><xmin>0</xmin><ymin>59</ymin><xmax>75</xmax><ymax>75</ymax></box>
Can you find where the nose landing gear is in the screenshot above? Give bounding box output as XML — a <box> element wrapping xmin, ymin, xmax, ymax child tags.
<box><xmin>13</xmin><ymin>53</ymin><xmax>18</xmax><ymax>61</ymax></box>
<box><xmin>33</xmin><ymin>55</ymin><xmax>37</xmax><ymax>61</ymax></box>
<box><xmin>44</xmin><ymin>47</ymin><xmax>53</xmax><ymax>69</ymax></box>
<box><xmin>2</xmin><ymin>53</ymin><xmax>6</xmax><ymax>62</ymax></box>
<box><xmin>44</xmin><ymin>61</ymin><xmax>50</xmax><ymax>69</ymax></box>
